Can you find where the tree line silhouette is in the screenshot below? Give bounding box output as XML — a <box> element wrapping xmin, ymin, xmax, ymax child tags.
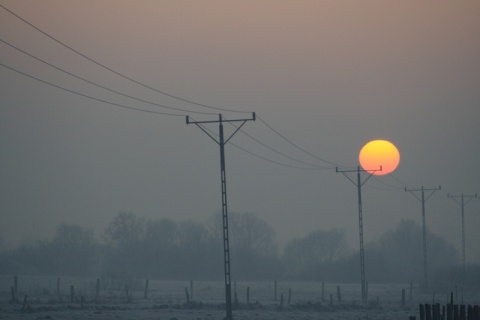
<box><xmin>1</xmin><ymin>212</ymin><xmax>475</xmax><ymax>285</ymax></box>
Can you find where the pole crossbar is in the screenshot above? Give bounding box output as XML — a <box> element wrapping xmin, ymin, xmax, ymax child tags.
<box><xmin>404</xmin><ymin>186</ymin><xmax>441</xmax><ymax>291</ymax></box>
<box><xmin>336</xmin><ymin>165</ymin><xmax>380</xmax><ymax>304</ymax></box>
<box><xmin>186</xmin><ymin>113</ymin><xmax>255</xmax><ymax>320</ymax></box>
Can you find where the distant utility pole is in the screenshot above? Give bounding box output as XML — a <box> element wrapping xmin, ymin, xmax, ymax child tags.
<box><xmin>404</xmin><ymin>186</ymin><xmax>441</xmax><ymax>291</ymax></box>
<box><xmin>447</xmin><ymin>193</ymin><xmax>477</xmax><ymax>273</ymax></box>
<box><xmin>186</xmin><ymin>113</ymin><xmax>255</xmax><ymax>320</ymax></box>
<box><xmin>336</xmin><ymin>165</ymin><xmax>381</xmax><ymax>304</ymax></box>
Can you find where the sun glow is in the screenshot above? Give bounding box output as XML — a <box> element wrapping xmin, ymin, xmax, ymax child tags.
<box><xmin>359</xmin><ymin>140</ymin><xmax>400</xmax><ymax>176</ymax></box>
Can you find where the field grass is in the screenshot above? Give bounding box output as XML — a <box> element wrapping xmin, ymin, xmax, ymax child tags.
<box><xmin>1</xmin><ymin>275</ymin><xmax>478</xmax><ymax>319</ymax></box>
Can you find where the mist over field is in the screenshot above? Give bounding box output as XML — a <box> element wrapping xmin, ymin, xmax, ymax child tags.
<box><xmin>1</xmin><ymin>212</ymin><xmax>477</xmax><ymax>288</ymax></box>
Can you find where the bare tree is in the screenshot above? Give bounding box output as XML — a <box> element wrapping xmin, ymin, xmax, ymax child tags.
<box><xmin>283</xmin><ymin>228</ymin><xmax>348</xmax><ymax>279</ymax></box>
<box><xmin>207</xmin><ymin>212</ymin><xmax>279</xmax><ymax>279</ymax></box>
<box><xmin>366</xmin><ymin>219</ymin><xmax>459</xmax><ymax>283</ymax></box>
<box><xmin>207</xmin><ymin>212</ymin><xmax>277</xmax><ymax>255</ymax></box>
<box><xmin>104</xmin><ymin>212</ymin><xmax>145</xmax><ymax>248</ymax></box>
<box><xmin>50</xmin><ymin>223</ymin><xmax>99</xmax><ymax>275</ymax></box>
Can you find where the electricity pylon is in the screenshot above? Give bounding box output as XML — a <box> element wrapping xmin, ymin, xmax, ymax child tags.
<box><xmin>447</xmin><ymin>193</ymin><xmax>477</xmax><ymax>273</ymax></box>
<box><xmin>404</xmin><ymin>186</ymin><xmax>441</xmax><ymax>291</ymax></box>
<box><xmin>336</xmin><ymin>165</ymin><xmax>381</xmax><ymax>304</ymax></box>
<box><xmin>186</xmin><ymin>113</ymin><xmax>255</xmax><ymax>320</ymax></box>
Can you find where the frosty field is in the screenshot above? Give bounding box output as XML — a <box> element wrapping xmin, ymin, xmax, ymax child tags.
<box><xmin>1</xmin><ymin>275</ymin><xmax>478</xmax><ymax>319</ymax></box>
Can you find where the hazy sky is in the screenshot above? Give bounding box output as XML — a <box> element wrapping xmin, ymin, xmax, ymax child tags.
<box><xmin>1</xmin><ymin>1</ymin><xmax>479</xmax><ymax>262</ymax></box>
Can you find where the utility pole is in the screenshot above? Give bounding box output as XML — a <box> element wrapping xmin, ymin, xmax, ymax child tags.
<box><xmin>336</xmin><ymin>166</ymin><xmax>381</xmax><ymax>304</ymax></box>
<box><xmin>186</xmin><ymin>113</ymin><xmax>255</xmax><ymax>320</ymax></box>
<box><xmin>404</xmin><ymin>186</ymin><xmax>441</xmax><ymax>291</ymax></box>
<box><xmin>447</xmin><ymin>193</ymin><xmax>477</xmax><ymax>273</ymax></box>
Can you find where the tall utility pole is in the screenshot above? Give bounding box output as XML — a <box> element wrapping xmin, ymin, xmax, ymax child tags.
<box><xmin>186</xmin><ymin>113</ymin><xmax>255</xmax><ymax>320</ymax></box>
<box><xmin>336</xmin><ymin>166</ymin><xmax>380</xmax><ymax>304</ymax></box>
<box><xmin>404</xmin><ymin>186</ymin><xmax>441</xmax><ymax>291</ymax></box>
<box><xmin>447</xmin><ymin>193</ymin><xmax>477</xmax><ymax>273</ymax></box>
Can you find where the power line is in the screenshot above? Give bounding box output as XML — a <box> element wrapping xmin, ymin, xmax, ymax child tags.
<box><xmin>0</xmin><ymin>38</ymin><xmax>217</xmax><ymax>116</ymax></box>
<box><xmin>0</xmin><ymin>38</ymin><xmax>339</xmax><ymax>170</ymax></box>
<box><xmin>370</xmin><ymin>175</ymin><xmax>406</xmax><ymax>191</ymax></box>
<box><xmin>0</xmin><ymin>63</ymin><xmax>184</xmax><ymax>117</ymax></box>
<box><xmin>223</xmin><ymin>116</ymin><xmax>329</xmax><ymax>169</ymax></box>
<box><xmin>0</xmin><ymin>4</ymin><xmax>251</xmax><ymax>115</ymax></box>
<box><xmin>0</xmin><ymin>51</ymin><xmax>344</xmax><ymax>170</ymax></box>
<box><xmin>229</xmin><ymin>142</ymin><xmax>324</xmax><ymax>170</ymax></box>
<box><xmin>0</xmin><ymin>4</ymin><xmax>349</xmax><ymax>172</ymax></box>
<box><xmin>256</xmin><ymin>115</ymin><xmax>340</xmax><ymax>168</ymax></box>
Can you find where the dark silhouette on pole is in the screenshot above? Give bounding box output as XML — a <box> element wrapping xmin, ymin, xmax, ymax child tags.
<box><xmin>447</xmin><ymin>193</ymin><xmax>477</xmax><ymax>273</ymax></box>
<box><xmin>336</xmin><ymin>165</ymin><xmax>380</xmax><ymax>304</ymax></box>
<box><xmin>186</xmin><ymin>113</ymin><xmax>255</xmax><ymax>320</ymax></box>
<box><xmin>405</xmin><ymin>186</ymin><xmax>441</xmax><ymax>291</ymax></box>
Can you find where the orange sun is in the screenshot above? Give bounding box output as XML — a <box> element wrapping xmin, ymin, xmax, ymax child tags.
<box><xmin>359</xmin><ymin>140</ymin><xmax>400</xmax><ymax>176</ymax></box>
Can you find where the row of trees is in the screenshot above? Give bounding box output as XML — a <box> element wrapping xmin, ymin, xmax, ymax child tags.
<box><xmin>0</xmin><ymin>212</ymin><xmax>468</xmax><ymax>284</ymax></box>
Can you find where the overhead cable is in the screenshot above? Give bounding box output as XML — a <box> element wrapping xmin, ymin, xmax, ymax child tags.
<box><xmin>0</xmin><ymin>63</ymin><xmax>184</xmax><ymax>117</ymax></box>
<box><xmin>0</xmin><ymin>38</ymin><xmax>217</xmax><ymax>116</ymax></box>
<box><xmin>256</xmin><ymin>115</ymin><xmax>340</xmax><ymax>168</ymax></box>
<box><xmin>0</xmin><ymin>4</ymin><xmax>251</xmax><ymax>115</ymax></box>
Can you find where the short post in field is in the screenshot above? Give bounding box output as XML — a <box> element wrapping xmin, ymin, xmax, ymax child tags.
<box><xmin>14</xmin><ymin>275</ymin><xmax>18</xmax><ymax>295</ymax></box>
<box><xmin>70</xmin><ymin>285</ymin><xmax>74</xmax><ymax>303</ymax></box>
<box><xmin>144</xmin><ymin>279</ymin><xmax>149</xmax><ymax>300</ymax></box>
<box><xmin>190</xmin><ymin>280</ymin><xmax>193</xmax><ymax>300</ymax></box>
<box><xmin>95</xmin><ymin>278</ymin><xmax>100</xmax><ymax>302</ymax></box>
<box><xmin>274</xmin><ymin>280</ymin><xmax>277</xmax><ymax>301</ymax></box>
<box><xmin>184</xmin><ymin>287</ymin><xmax>190</xmax><ymax>304</ymax></box>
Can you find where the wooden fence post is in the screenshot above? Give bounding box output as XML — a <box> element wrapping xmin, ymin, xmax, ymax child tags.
<box><xmin>190</xmin><ymin>280</ymin><xmax>193</xmax><ymax>300</ymax></box>
<box><xmin>459</xmin><ymin>304</ymin><xmax>465</xmax><ymax>320</ymax></box>
<box><xmin>57</xmin><ymin>277</ymin><xmax>60</xmax><ymax>296</ymax></box>
<box><xmin>95</xmin><ymin>278</ymin><xmax>100</xmax><ymax>302</ymax></box>
<box><xmin>447</xmin><ymin>303</ymin><xmax>453</xmax><ymax>320</ymax></box>
<box><xmin>419</xmin><ymin>304</ymin><xmax>425</xmax><ymax>320</ymax></box>
<box><xmin>425</xmin><ymin>304</ymin><xmax>432</xmax><ymax>320</ymax></box>
<box><xmin>274</xmin><ymin>281</ymin><xmax>277</xmax><ymax>301</ymax></box>
<box><xmin>402</xmin><ymin>289</ymin><xmax>406</xmax><ymax>307</ymax></box>
<box><xmin>125</xmin><ymin>285</ymin><xmax>131</xmax><ymax>303</ymax></box>
<box><xmin>143</xmin><ymin>279</ymin><xmax>149</xmax><ymax>299</ymax></box>
<box><xmin>10</xmin><ymin>286</ymin><xmax>16</xmax><ymax>303</ymax></box>
<box><xmin>21</xmin><ymin>295</ymin><xmax>27</xmax><ymax>311</ymax></box>
<box><xmin>70</xmin><ymin>285</ymin><xmax>75</xmax><ymax>303</ymax></box>
<box><xmin>410</xmin><ymin>282</ymin><xmax>413</xmax><ymax>302</ymax></box>
<box><xmin>246</xmin><ymin>286</ymin><xmax>250</xmax><ymax>304</ymax></box>
<box><xmin>184</xmin><ymin>287</ymin><xmax>190</xmax><ymax>304</ymax></box>
<box><xmin>434</xmin><ymin>304</ymin><xmax>440</xmax><ymax>320</ymax></box>
<box><xmin>288</xmin><ymin>289</ymin><xmax>292</xmax><ymax>305</ymax></box>
<box><xmin>322</xmin><ymin>281</ymin><xmax>325</xmax><ymax>301</ymax></box>
<box><xmin>14</xmin><ymin>275</ymin><xmax>18</xmax><ymax>295</ymax></box>
<box><xmin>337</xmin><ymin>285</ymin><xmax>342</xmax><ymax>302</ymax></box>
<box><xmin>366</xmin><ymin>281</ymin><xmax>369</xmax><ymax>300</ymax></box>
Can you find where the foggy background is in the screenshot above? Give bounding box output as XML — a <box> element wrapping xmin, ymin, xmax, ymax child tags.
<box><xmin>1</xmin><ymin>0</ymin><xmax>479</xmax><ymax>271</ymax></box>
